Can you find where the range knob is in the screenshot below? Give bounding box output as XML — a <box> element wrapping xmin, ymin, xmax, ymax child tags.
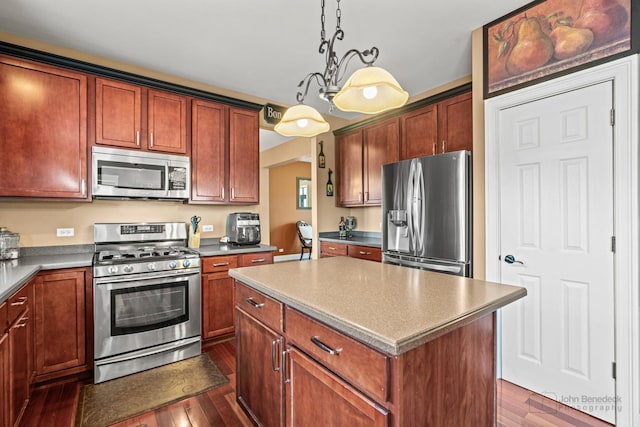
<box><xmin>107</xmin><ymin>266</ymin><xmax>118</xmax><ymax>275</ymax></box>
<box><xmin>123</xmin><ymin>265</ymin><xmax>134</xmax><ymax>273</ymax></box>
<box><xmin>182</xmin><ymin>259</ymin><xmax>191</xmax><ymax>268</ymax></box>
<box><xmin>147</xmin><ymin>263</ymin><xmax>156</xmax><ymax>271</ymax></box>
<box><xmin>169</xmin><ymin>261</ymin><xmax>178</xmax><ymax>269</ymax></box>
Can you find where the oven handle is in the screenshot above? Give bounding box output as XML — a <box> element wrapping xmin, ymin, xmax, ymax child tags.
<box><xmin>94</xmin><ymin>270</ymin><xmax>200</xmax><ymax>285</ymax></box>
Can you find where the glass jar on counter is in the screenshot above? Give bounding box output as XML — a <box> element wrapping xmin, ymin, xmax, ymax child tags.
<box><xmin>0</xmin><ymin>227</ymin><xmax>20</xmax><ymax>260</ymax></box>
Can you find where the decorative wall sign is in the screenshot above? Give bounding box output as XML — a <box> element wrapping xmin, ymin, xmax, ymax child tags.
<box><xmin>263</xmin><ymin>103</ymin><xmax>287</xmax><ymax>125</ymax></box>
<box><xmin>483</xmin><ymin>0</ymin><xmax>637</xmax><ymax>98</ymax></box>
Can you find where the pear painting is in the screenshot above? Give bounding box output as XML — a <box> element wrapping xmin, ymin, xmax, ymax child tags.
<box><xmin>486</xmin><ymin>0</ymin><xmax>632</xmax><ymax>97</ymax></box>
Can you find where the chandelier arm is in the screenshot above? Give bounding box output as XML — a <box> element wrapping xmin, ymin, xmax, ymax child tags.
<box><xmin>296</xmin><ymin>72</ymin><xmax>326</xmax><ymax>103</ymax></box>
<box><xmin>333</xmin><ymin>46</ymin><xmax>379</xmax><ymax>85</ymax></box>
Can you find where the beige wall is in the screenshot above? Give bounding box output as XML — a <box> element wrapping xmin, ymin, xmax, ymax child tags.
<box><xmin>269</xmin><ymin>162</ymin><xmax>312</xmax><ymax>255</ymax></box>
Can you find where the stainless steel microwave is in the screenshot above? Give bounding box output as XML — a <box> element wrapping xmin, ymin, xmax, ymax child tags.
<box><xmin>92</xmin><ymin>146</ymin><xmax>190</xmax><ymax>200</ymax></box>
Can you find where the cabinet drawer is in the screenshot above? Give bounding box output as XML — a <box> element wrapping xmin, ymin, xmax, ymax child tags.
<box><xmin>320</xmin><ymin>241</ymin><xmax>348</xmax><ymax>257</ymax></box>
<box><xmin>285</xmin><ymin>306</ymin><xmax>389</xmax><ymax>403</ymax></box>
<box><xmin>7</xmin><ymin>285</ymin><xmax>29</xmax><ymax>324</ymax></box>
<box><xmin>347</xmin><ymin>245</ymin><xmax>382</xmax><ymax>262</ymax></box>
<box><xmin>235</xmin><ymin>281</ymin><xmax>283</xmax><ymax>333</ymax></box>
<box><xmin>239</xmin><ymin>252</ymin><xmax>273</xmax><ymax>267</ymax></box>
<box><xmin>202</xmin><ymin>255</ymin><xmax>238</xmax><ymax>273</ymax></box>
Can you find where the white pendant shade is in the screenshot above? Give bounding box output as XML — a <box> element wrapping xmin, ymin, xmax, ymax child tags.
<box><xmin>333</xmin><ymin>66</ymin><xmax>409</xmax><ymax>114</ymax></box>
<box><xmin>274</xmin><ymin>104</ymin><xmax>330</xmax><ymax>137</ymax></box>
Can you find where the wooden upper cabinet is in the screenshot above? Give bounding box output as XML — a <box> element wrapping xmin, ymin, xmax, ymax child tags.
<box><xmin>229</xmin><ymin>107</ymin><xmax>259</xmax><ymax>204</ymax></box>
<box><xmin>363</xmin><ymin>117</ymin><xmax>399</xmax><ymax>205</ymax></box>
<box><xmin>437</xmin><ymin>91</ymin><xmax>472</xmax><ymax>153</ymax></box>
<box><xmin>95</xmin><ymin>78</ymin><xmax>142</xmax><ymax>149</ymax></box>
<box><xmin>400</xmin><ymin>90</ymin><xmax>472</xmax><ymax>160</ymax></box>
<box><xmin>95</xmin><ymin>78</ymin><xmax>188</xmax><ymax>154</ymax></box>
<box><xmin>191</xmin><ymin>99</ymin><xmax>227</xmax><ymax>203</ymax></box>
<box><xmin>0</xmin><ymin>55</ymin><xmax>88</xmax><ymax>199</ymax></box>
<box><xmin>336</xmin><ymin>129</ymin><xmax>364</xmax><ymax>207</ymax></box>
<box><xmin>401</xmin><ymin>103</ymin><xmax>437</xmax><ymax>159</ymax></box>
<box><xmin>147</xmin><ymin>89</ymin><xmax>188</xmax><ymax>154</ymax></box>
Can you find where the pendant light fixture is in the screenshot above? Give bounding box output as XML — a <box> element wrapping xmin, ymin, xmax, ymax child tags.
<box><xmin>274</xmin><ymin>0</ymin><xmax>408</xmax><ymax>138</ymax></box>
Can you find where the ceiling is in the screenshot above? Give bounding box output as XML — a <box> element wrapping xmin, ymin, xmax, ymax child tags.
<box><xmin>0</xmin><ymin>0</ymin><xmax>531</xmax><ymax>150</ymax></box>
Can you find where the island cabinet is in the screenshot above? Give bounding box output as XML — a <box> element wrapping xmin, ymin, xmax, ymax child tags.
<box><xmin>400</xmin><ymin>90</ymin><xmax>472</xmax><ymax>160</ymax></box>
<box><xmin>335</xmin><ymin>117</ymin><xmax>399</xmax><ymax>207</ymax></box>
<box><xmin>190</xmin><ymin>100</ymin><xmax>260</xmax><ymax>204</ymax></box>
<box><xmin>235</xmin><ymin>283</ymin><xmax>285</xmax><ymax>427</ymax></box>
<box><xmin>4</xmin><ymin>280</ymin><xmax>33</xmax><ymax>427</ymax></box>
<box><xmin>0</xmin><ymin>55</ymin><xmax>89</xmax><ymax>200</ymax></box>
<box><xmin>234</xmin><ymin>278</ymin><xmax>499</xmax><ymax>427</ymax></box>
<box><xmin>32</xmin><ymin>267</ymin><xmax>92</xmax><ymax>383</ymax></box>
<box><xmin>202</xmin><ymin>252</ymin><xmax>274</xmax><ymax>343</ymax></box>
<box><xmin>95</xmin><ymin>77</ymin><xmax>188</xmax><ymax>154</ymax></box>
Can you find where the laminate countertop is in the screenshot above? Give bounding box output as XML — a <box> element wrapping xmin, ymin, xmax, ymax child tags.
<box><xmin>229</xmin><ymin>257</ymin><xmax>526</xmax><ymax>355</ymax></box>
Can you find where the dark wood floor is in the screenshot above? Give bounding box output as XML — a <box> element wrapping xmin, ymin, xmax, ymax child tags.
<box><xmin>20</xmin><ymin>338</ymin><xmax>612</xmax><ymax>427</ymax></box>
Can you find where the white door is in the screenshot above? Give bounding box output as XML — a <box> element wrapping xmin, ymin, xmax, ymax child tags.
<box><xmin>499</xmin><ymin>81</ymin><xmax>615</xmax><ymax>423</ymax></box>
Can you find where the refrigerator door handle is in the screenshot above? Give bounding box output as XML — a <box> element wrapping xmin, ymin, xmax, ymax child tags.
<box><xmin>406</xmin><ymin>159</ymin><xmax>416</xmax><ymax>253</ymax></box>
<box><xmin>415</xmin><ymin>160</ymin><xmax>425</xmax><ymax>253</ymax></box>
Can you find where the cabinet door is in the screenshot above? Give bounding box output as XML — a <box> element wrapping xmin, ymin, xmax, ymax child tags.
<box><xmin>363</xmin><ymin>118</ymin><xmax>399</xmax><ymax>205</ymax></box>
<box><xmin>229</xmin><ymin>108</ymin><xmax>259</xmax><ymax>204</ymax></box>
<box><xmin>95</xmin><ymin>78</ymin><xmax>142</xmax><ymax>149</ymax></box>
<box><xmin>33</xmin><ymin>269</ymin><xmax>86</xmax><ymax>376</ymax></box>
<box><xmin>0</xmin><ymin>332</ymin><xmax>8</xmax><ymax>427</ymax></box>
<box><xmin>0</xmin><ymin>56</ymin><xmax>88</xmax><ymax>199</ymax></box>
<box><xmin>400</xmin><ymin>103</ymin><xmax>438</xmax><ymax>160</ymax></box>
<box><xmin>236</xmin><ymin>309</ymin><xmax>284</xmax><ymax>427</ymax></box>
<box><xmin>286</xmin><ymin>347</ymin><xmax>388</xmax><ymax>427</ymax></box>
<box><xmin>437</xmin><ymin>91</ymin><xmax>472</xmax><ymax>153</ymax></box>
<box><xmin>202</xmin><ymin>273</ymin><xmax>235</xmax><ymax>339</ymax></box>
<box><xmin>9</xmin><ymin>309</ymin><xmax>30</xmax><ymax>427</ymax></box>
<box><xmin>191</xmin><ymin>99</ymin><xmax>227</xmax><ymax>202</ymax></box>
<box><xmin>336</xmin><ymin>129</ymin><xmax>364</xmax><ymax>207</ymax></box>
<box><xmin>147</xmin><ymin>89</ymin><xmax>188</xmax><ymax>154</ymax></box>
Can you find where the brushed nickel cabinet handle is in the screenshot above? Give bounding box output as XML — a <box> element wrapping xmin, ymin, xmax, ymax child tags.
<box><xmin>221</xmin><ymin>187</ymin><xmax>225</xmax><ymax>200</ymax></box>
<box><xmin>81</xmin><ymin>179</ymin><xmax>86</xmax><ymax>196</ymax></box>
<box><xmin>311</xmin><ymin>336</ymin><xmax>342</xmax><ymax>355</ymax></box>
<box><xmin>231</xmin><ymin>188</ymin><xmax>235</xmax><ymax>200</ymax></box>
<box><xmin>136</xmin><ymin>130</ymin><xmax>140</xmax><ymax>146</ymax></box>
<box><xmin>10</xmin><ymin>296</ymin><xmax>27</xmax><ymax>306</ymax></box>
<box><xmin>14</xmin><ymin>317</ymin><xmax>29</xmax><ymax>328</ymax></box>
<box><xmin>246</xmin><ymin>297</ymin><xmax>264</xmax><ymax>309</ymax></box>
<box><xmin>251</xmin><ymin>258</ymin><xmax>265</xmax><ymax>263</ymax></box>
<box><xmin>282</xmin><ymin>349</ymin><xmax>291</xmax><ymax>384</ymax></box>
<box><xmin>442</xmin><ymin>140</ymin><xmax>446</xmax><ymax>152</ymax></box>
<box><xmin>149</xmin><ymin>132</ymin><xmax>154</xmax><ymax>147</ymax></box>
<box><xmin>359</xmin><ymin>251</ymin><xmax>371</xmax><ymax>255</ymax></box>
<box><xmin>271</xmin><ymin>338</ymin><xmax>281</xmax><ymax>372</ymax></box>
<box><xmin>432</xmin><ymin>142</ymin><xmax>437</xmax><ymax>155</ymax></box>
<box><xmin>213</xmin><ymin>262</ymin><xmax>230</xmax><ymax>267</ymax></box>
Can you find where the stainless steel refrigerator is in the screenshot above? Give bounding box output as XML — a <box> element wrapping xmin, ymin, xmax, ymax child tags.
<box><xmin>382</xmin><ymin>150</ymin><xmax>472</xmax><ymax>277</ymax></box>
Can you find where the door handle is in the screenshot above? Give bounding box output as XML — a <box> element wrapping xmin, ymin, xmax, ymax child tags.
<box><xmin>503</xmin><ymin>254</ymin><xmax>524</xmax><ymax>265</ymax></box>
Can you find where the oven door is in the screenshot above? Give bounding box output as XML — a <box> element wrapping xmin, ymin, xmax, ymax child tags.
<box><xmin>94</xmin><ymin>270</ymin><xmax>201</xmax><ymax>360</ymax></box>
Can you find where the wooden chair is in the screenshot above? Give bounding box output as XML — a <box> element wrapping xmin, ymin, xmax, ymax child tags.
<box><xmin>296</xmin><ymin>221</ymin><xmax>313</xmax><ymax>260</ymax></box>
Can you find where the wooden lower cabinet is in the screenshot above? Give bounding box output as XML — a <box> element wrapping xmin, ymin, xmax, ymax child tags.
<box><xmin>202</xmin><ymin>252</ymin><xmax>273</xmax><ymax>342</ymax></box>
<box><xmin>0</xmin><ymin>331</ymin><xmax>8</xmax><ymax>427</ymax></box>
<box><xmin>33</xmin><ymin>268</ymin><xmax>90</xmax><ymax>381</ymax></box>
<box><xmin>9</xmin><ymin>308</ymin><xmax>30</xmax><ymax>427</ymax></box>
<box><xmin>319</xmin><ymin>241</ymin><xmax>348</xmax><ymax>258</ymax></box>
<box><xmin>236</xmin><ymin>308</ymin><xmax>284</xmax><ymax>427</ymax></box>
<box><xmin>320</xmin><ymin>241</ymin><xmax>381</xmax><ymax>262</ymax></box>
<box><xmin>286</xmin><ymin>347</ymin><xmax>388</xmax><ymax>427</ymax></box>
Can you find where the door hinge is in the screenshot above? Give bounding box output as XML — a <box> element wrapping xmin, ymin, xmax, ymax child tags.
<box><xmin>612</xmin><ymin>361</ymin><xmax>616</xmax><ymax>379</ymax></box>
<box><xmin>611</xmin><ymin>236</ymin><xmax>616</xmax><ymax>253</ymax></box>
<box><xmin>610</xmin><ymin>108</ymin><xmax>615</xmax><ymax>126</ymax></box>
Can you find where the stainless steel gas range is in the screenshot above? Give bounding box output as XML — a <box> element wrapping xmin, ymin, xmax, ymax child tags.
<box><xmin>92</xmin><ymin>222</ymin><xmax>201</xmax><ymax>383</ymax></box>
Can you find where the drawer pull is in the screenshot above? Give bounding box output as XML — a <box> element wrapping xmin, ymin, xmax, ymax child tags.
<box><xmin>329</xmin><ymin>247</ymin><xmax>336</xmax><ymax>250</ymax></box>
<box><xmin>359</xmin><ymin>251</ymin><xmax>371</xmax><ymax>255</ymax></box>
<box><xmin>271</xmin><ymin>338</ymin><xmax>281</xmax><ymax>372</ymax></box>
<box><xmin>10</xmin><ymin>297</ymin><xmax>27</xmax><ymax>306</ymax></box>
<box><xmin>311</xmin><ymin>336</ymin><xmax>342</xmax><ymax>355</ymax></box>
<box><xmin>213</xmin><ymin>262</ymin><xmax>230</xmax><ymax>267</ymax></box>
<box><xmin>14</xmin><ymin>317</ymin><xmax>29</xmax><ymax>328</ymax></box>
<box><xmin>246</xmin><ymin>297</ymin><xmax>265</xmax><ymax>309</ymax></box>
<box><xmin>251</xmin><ymin>258</ymin><xmax>265</xmax><ymax>263</ymax></box>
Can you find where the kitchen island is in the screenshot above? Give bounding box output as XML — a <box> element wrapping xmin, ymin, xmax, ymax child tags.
<box><xmin>229</xmin><ymin>256</ymin><xmax>526</xmax><ymax>426</ymax></box>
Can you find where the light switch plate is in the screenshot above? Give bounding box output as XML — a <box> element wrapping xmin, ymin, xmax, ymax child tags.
<box><xmin>201</xmin><ymin>224</ymin><xmax>213</xmax><ymax>232</ymax></box>
<box><xmin>57</xmin><ymin>228</ymin><xmax>75</xmax><ymax>237</ymax></box>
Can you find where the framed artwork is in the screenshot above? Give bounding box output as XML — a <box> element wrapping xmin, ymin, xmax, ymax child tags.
<box><xmin>484</xmin><ymin>0</ymin><xmax>637</xmax><ymax>98</ymax></box>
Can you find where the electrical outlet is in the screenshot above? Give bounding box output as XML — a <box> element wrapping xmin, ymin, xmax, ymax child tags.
<box><xmin>278</xmin><ymin>248</ymin><xmax>284</xmax><ymax>253</ymax></box>
<box><xmin>201</xmin><ymin>224</ymin><xmax>213</xmax><ymax>232</ymax></box>
<box><xmin>56</xmin><ymin>228</ymin><xmax>75</xmax><ymax>237</ymax></box>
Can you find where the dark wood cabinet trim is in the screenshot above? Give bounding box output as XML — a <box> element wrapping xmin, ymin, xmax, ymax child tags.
<box><xmin>0</xmin><ymin>41</ymin><xmax>263</xmax><ymax>111</ymax></box>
